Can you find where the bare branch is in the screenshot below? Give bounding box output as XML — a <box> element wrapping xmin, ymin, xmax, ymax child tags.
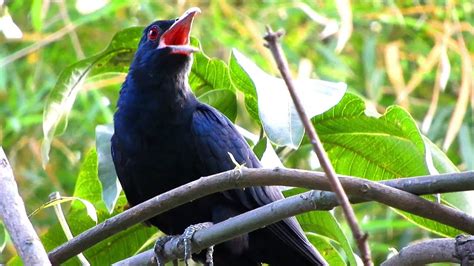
<box><xmin>0</xmin><ymin>147</ymin><xmax>50</xmax><ymax>265</ymax></box>
<box><xmin>381</xmin><ymin>238</ymin><xmax>469</xmax><ymax>265</ymax></box>
<box><xmin>48</xmin><ymin>168</ymin><xmax>474</xmax><ymax>264</ymax></box>
<box><xmin>263</xmin><ymin>26</ymin><xmax>372</xmax><ymax>265</ymax></box>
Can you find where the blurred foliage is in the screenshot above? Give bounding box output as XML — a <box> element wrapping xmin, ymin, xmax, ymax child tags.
<box><xmin>0</xmin><ymin>0</ymin><xmax>472</xmax><ymax>264</ymax></box>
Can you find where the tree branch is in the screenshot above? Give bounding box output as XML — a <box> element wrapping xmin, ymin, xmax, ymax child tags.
<box><xmin>48</xmin><ymin>168</ymin><xmax>474</xmax><ymax>264</ymax></box>
<box><xmin>0</xmin><ymin>147</ymin><xmax>50</xmax><ymax>265</ymax></box>
<box><xmin>263</xmin><ymin>26</ymin><xmax>372</xmax><ymax>265</ymax></box>
<box><xmin>381</xmin><ymin>237</ymin><xmax>474</xmax><ymax>265</ymax></box>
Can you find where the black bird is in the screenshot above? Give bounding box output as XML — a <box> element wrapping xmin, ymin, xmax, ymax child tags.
<box><xmin>111</xmin><ymin>7</ymin><xmax>326</xmax><ymax>266</ymax></box>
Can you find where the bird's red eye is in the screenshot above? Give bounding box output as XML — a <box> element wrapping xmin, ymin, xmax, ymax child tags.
<box><xmin>147</xmin><ymin>26</ymin><xmax>160</xmax><ymax>41</ymax></box>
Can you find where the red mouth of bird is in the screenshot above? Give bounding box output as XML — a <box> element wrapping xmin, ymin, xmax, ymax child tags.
<box><xmin>159</xmin><ymin>7</ymin><xmax>200</xmax><ymax>55</ymax></box>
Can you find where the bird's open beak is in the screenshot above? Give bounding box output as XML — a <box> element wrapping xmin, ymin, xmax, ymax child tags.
<box><xmin>158</xmin><ymin>7</ymin><xmax>201</xmax><ymax>55</ymax></box>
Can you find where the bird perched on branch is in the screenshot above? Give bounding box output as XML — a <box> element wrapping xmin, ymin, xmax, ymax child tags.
<box><xmin>111</xmin><ymin>7</ymin><xmax>326</xmax><ymax>266</ymax></box>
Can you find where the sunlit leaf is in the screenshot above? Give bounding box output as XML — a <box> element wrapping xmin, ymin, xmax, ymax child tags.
<box><xmin>41</xmin><ymin>27</ymin><xmax>142</xmax><ymax>166</ymax></box>
<box><xmin>231</xmin><ymin>49</ymin><xmax>346</xmax><ymax>148</ymax></box>
<box><xmin>314</xmin><ymin>93</ymin><xmax>428</xmax><ymax>178</ymax></box>
<box><xmin>96</xmin><ymin>124</ymin><xmax>120</xmax><ymax>213</ymax></box>
<box><xmin>313</xmin><ymin>93</ymin><xmax>466</xmax><ymax>236</ymax></box>
<box><xmin>190</xmin><ymin>38</ymin><xmax>235</xmax><ymax>93</ymax></box>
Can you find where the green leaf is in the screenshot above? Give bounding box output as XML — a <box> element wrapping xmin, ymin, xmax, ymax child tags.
<box><xmin>314</xmin><ymin>93</ymin><xmax>466</xmax><ymax>236</ymax></box>
<box><xmin>231</xmin><ymin>49</ymin><xmax>346</xmax><ymax>148</ymax></box>
<box><xmin>197</xmin><ymin>89</ymin><xmax>237</xmax><ymax>122</ymax></box>
<box><xmin>96</xmin><ymin>124</ymin><xmax>120</xmax><ymax>213</ymax></box>
<box><xmin>41</xmin><ymin>27</ymin><xmax>143</xmax><ymax>166</ymax></box>
<box><xmin>189</xmin><ymin>38</ymin><xmax>235</xmax><ymax>94</ymax></box>
<box><xmin>314</xmin><ymin>93</ymin><xmax>428</xmax><ymax>179</ymax></box>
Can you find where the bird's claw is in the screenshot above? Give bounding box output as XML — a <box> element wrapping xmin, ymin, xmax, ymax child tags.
<box><xmin>153</xmin><ymin>235</ymin><xmax>177</xmax><ymax>266</ymax></box>
<box><xmin>182</xmin><ymin>222</ymin><xmax>214</xmax><ymax>266</ymax></box>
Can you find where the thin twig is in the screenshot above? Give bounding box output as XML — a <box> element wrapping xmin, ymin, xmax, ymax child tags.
<box><xmin>48</xmin><ymin>168</ymin><xmax>474</xmax><ymax>264</ymax></box>
<box><xmin>263</xmin><ymin>26</ymin><xmax>372</xmax><ymax>265</ymax></box>
<box><xmin>0</xmin><ymin>147</ymin><xmax>50</xmax><ymax>265</ymax></box>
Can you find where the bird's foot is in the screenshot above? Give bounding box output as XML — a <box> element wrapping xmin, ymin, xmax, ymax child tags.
<box><xmin>182</xmin><ymin>222</ymin><xmax>214</xmax><ymax>266</ymax></box>
<box><xmin>153</xmin><ymin>235</ymin><xmax>178</xmax><ymax>266</ymax></box>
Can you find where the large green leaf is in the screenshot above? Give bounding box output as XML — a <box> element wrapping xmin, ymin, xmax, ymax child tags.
<box><xmin>230</xmin><ymin>49</ymin><xmax>346</xmax><ymax>148</ymax></box>
<box><xmin>313</xmin><ymin>93</ymin><xmax>465</xmax><ymax>236</ymax></box>
<box><xmin>314</xmin><ymin>93</ymin><xmax>428</xmax><ymax>179</ymax></box>
<box><xmin>41</xmin><ymin>27</ymin><xmax>142</xmax><ymax>166</ymax></box>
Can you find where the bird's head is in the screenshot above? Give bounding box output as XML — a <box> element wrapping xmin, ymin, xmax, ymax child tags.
<box><xmin>129</xmin><ymin>7</ymin><xmax>200</xmax><ymax>81</ymax></box>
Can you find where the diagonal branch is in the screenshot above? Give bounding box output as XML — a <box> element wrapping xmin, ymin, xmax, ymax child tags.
<box><xmin>0</xmin><ymin>147</ymin><xmax>50</xmax><ymax>265</ymax></box>
<box><xmin>48</xmin><ymin>169</ymin><xmax>474</xmax><ymax>264</ymax></box>
<box><xmin>263</xmin><ymin>26</ymin><xmax>372</xmax><ymax>265</ymax></box>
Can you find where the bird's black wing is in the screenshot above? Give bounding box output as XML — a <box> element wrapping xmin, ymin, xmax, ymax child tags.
<box><xmin>191</xmin><ymin>103</ymin><xmax>325</xmax><ymax>265</ymax></box>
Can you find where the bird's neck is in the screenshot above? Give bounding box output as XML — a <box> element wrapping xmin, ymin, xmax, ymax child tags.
<box><xmin>119</xmin><ymin>70</ymin><xmax>197</xmax><ymax>116</ymax></box>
